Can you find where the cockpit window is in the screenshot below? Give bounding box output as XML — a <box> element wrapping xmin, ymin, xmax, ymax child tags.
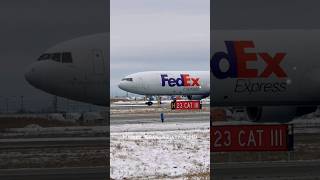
<box><xmin>38</xmin><ymin>53</ymin><xmax>51</xmax><ymax>61</ymax></box>
<box><xmin>62</xmin><ymin>52</ymin><xmax>73</xmax><ymax>63</ymax></box>
<box><xmin>37</xmin><ymin>52</ymin><xmax>73</xmax><ymax>63</ymax></box>
<box><xmin>52</xmin><ymin>53</ymin><xmax>61</xmax><ymax>62</ymax></box>
<box><xmin>122</xmin><ymin>78</ymin><xmax>133</xmax><ymax>81</ymax></box>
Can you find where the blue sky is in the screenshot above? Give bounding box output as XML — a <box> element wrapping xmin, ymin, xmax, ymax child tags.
<box><xmin>110</xmin><ymin>0</ymin><xmax>210</xmax><ymax>96</ymax></box>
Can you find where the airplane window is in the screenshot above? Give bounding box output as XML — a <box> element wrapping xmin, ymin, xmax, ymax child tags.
<box><xmin>121</xmin><ymin>78</ymin><xmax>133</xmax><ymax>81</ymax></box>
<box><xmin>37</xmin><ymin>53</ymin><xmax>51</xmax><ymax>61</ymax></box>
<box><xmin>62</xmin><ymin>52</ymin><xmax>73</xmax><ymax>63</ymax></box>
<box><xmin>51</xmin><ymin>53</ymin><xmax>61</xmax><ymax>62</ymax></box>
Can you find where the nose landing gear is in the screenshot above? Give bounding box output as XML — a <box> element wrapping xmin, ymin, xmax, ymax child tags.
<box><xmin>146</xmin><ymin>101</ymin><xmax>153</xmax><ymax>106</ymax></box>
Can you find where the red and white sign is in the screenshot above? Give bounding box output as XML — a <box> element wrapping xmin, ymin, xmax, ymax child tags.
<box><xmin>171</xmin><ymin>100</ymin><xmax>202</xmax><ymax>110</ymax></box>
<box><xmin>211</xmin><ymin>124</ymin><xmax>292</xmax><ymax>152</ymax></box>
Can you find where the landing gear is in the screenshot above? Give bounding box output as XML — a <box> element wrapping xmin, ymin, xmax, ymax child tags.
<box><xmin>145</xmin><ymin>96</ymin><xmax>154</xmax><ymax>106</ymax></box>
<box><xmin>146</xmin><ymin>101</ymin><xmax>153</xmax><ymax>106</ymax></box>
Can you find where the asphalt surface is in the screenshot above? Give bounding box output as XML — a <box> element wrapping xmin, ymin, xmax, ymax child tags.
<box><xmin>3</xmin><ymin>160</ymin><xmax>320</xmax><ymax>180</ymax></box>
<box><xmin>111</xmin><ymin>103</ymin><xmax>210</xmax><ymax>109</ymax></box>
<box><xmin>214</xmin><ymin>160</ymin><xmax>320</xmax><ymax>180</ymax></box>
<box><xmin>110</xmin><ymin>111</ymin><xmax>209</xmax><ymax>124</ymax></box>
<box><xmin>0</xmin><ymin>137</ymin><xmax>108</xmax><ymax>149</ymax></box>
<box><xmin>0</xmin><ymin>167</ymin><xmax>108</xmax><ymax>180</ymax></box>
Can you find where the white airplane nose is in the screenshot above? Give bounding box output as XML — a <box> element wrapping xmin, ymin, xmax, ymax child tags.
<box><xmin>118</xmin><ymin>80</ymin><xmax>132</xmax><ymax>92</ymax></box>
<box><xmin>24</xmin><ymin>62</ymin><xmax>44</xmax><ymax>89</ymax></box>
<box><xmin>118</xmin><ymin>81</ymin><xmax>125</xmax><ymax>91</ymax></box>
<box><xmin>24</xmin><ymin>64</ymin><xmax>36</xmax><ymax>86</ymax></box>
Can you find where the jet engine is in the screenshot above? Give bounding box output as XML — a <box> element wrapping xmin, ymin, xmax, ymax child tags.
<box><xmin>246</xmin><ymin>106</ymin><xmax>317</xmax><ymax>123</ymax></box>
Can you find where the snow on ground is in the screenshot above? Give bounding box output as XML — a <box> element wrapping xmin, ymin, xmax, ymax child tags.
<box><xmin>111</xmin><ymin>122</ymin><xmax>209</xmax><ymax>133</ymax></box>
<box><xmin>110</xmin><ymin>122</ymin><xmax>209</xmax><ymax>179</ymax></box>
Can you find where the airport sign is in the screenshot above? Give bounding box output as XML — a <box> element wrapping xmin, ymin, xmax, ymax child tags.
<box><xmin>171</xmin><ymin>100</ymin><xmax>202</xmax><ymax>110</ymax></box>
<box><xmin>211</xmin><ymin>124</ymin><xmax>293</xmax><ymax>152</ymax></box>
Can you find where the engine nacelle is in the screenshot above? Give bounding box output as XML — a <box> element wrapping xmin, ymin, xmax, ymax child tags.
<box><xmin>246</xmin><ymin>106</ymin><xmax>317</xmax><ymax>123</ymax></box>
<box><xmin>187</xmin><ymin>95</ymin><xmax>208</xmax><ymax>100</ymax></box>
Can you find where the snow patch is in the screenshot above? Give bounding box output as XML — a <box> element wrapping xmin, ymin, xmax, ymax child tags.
<box><xmin>110</xmin><ymin>122</ymin><xmax>209</xmax><ymax>179</ymax></box>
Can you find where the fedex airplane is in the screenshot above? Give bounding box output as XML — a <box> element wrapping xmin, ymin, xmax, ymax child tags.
<box><xmin>25</xmin><ymin>30</ymin><xmax>320</xmax><ymax>122</ymax></box>
<box><xmin>118</xmin><ymin>71</ymin><xmax>210</xmax><ymax>105</ymax></box>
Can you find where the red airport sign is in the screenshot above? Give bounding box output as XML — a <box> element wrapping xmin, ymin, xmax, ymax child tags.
<box><xmin>211</xmin><ymin>124</ymin><xmax>293</xmax><ymax>152</ymax></box>
<box><xmin>171</xmin><ymin>100</ymin><xmax>202</xmax><ymax>110</ymax></box>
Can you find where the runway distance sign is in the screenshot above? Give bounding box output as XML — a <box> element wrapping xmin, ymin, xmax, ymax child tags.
<box><xmin>211</xmin><ymin>124</ymin><xmax>293</xmax><ymax>152</ymax></box>
<box><xmin>171</xmin><ymin>100</ymin><xmax>202</xmax><ymax>110</ymax></box>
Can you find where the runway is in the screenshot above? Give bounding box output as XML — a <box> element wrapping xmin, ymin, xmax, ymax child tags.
<box><xmin>0</xmin><ymin>137</ymin><xmax>107</xmax><ymax>149</ymax></box>
<box><xmin>214</xmin><ymin>160</ymin><xmax>320</xmax><ymax>180</ymax></box>
<box><xmin>111</xmin><ymin>111</ymin><xmax>209</xmax><ymax>124</ymax></box>
<box><xmin>0</xmin><ymin>167</ymin><xmax>107</xmax><ymax>180</ymax></box>
<box><xmin>111</xmin><ymin>103</ymin><xmax>210</xmax><ymax>109</ymax></box>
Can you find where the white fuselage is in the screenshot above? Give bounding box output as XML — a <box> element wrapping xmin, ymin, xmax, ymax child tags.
<box><xmin>211</xmin><ymin>30</ymin><xmax>320</xmax><ymax>106</ymax></box>
<box><xmin>24</xmin><ymin>30</ymin><xmax>320</xmax><ymax>107</ymax></box>
<box><xmin>118</xmin><ymin>71</ymin><xmax>209</xmax><ymax>96</ymax></box>
<box><xmin>25</xmin><ymin>34</ymin><xmax>108</xmax><ymax>106</ymax></box>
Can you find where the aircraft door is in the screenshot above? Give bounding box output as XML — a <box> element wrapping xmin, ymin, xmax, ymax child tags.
<box><xmin>92</xmin><ymin>49</ymin><xmax>105</xmax><ymax>74</ymax></box>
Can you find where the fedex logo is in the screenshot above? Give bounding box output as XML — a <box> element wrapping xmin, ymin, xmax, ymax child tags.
<box><xmin>211</xmin><ymin>41</ymin><xmax>287</xmax><ymax>79</ymax></box>
<box><xmin>161</xmin><ymin>74</ymin><xmax>200</xmax><ymax>87</ymax></box>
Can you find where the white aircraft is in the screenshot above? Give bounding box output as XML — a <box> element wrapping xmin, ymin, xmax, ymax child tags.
<box><xmin>24</xmin><ymin>30</ymin><xmax>320</xmax><ymax>122</ymax></box>
<box><xmin>118</xmin><ymin>71</ymin><xmax>210</xmax><ymax>105</ymax></box>
<box><xmin>211</xmin><ymin>30</ymin><xmax>320</xmax><ymax>122</ymax></box>
<box><xmin>25</xmin><ymin>33</ymin><xmax>108</xmax><ymax>106</ymax></box>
